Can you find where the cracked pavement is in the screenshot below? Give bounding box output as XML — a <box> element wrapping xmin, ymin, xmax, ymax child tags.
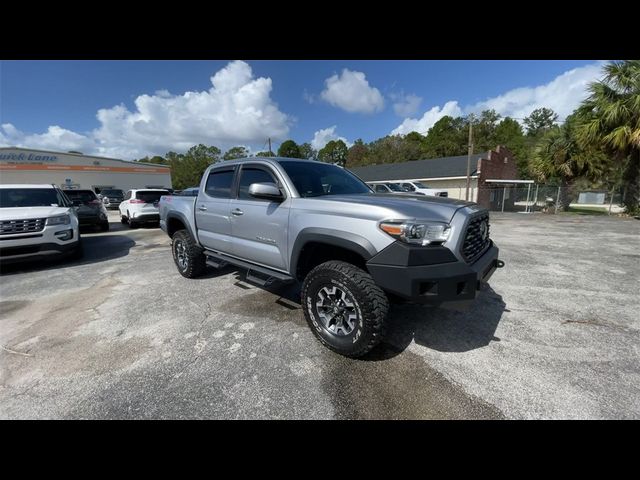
<box><xmin>0</xmin><ymin>212</ymin><xmax>638</xmax><ymax>419</ymax></box>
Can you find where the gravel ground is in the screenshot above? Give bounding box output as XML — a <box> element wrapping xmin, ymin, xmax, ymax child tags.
<box><xmin>0</xmin><ymin>211</ymin><xmax>638</xmax><ymax>419</ymax></box>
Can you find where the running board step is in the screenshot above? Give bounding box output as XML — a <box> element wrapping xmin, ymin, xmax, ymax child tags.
<box><xmin>204</xmin><ymin>251</ymin><xmax>294</xmax><ymax>284</ymax></box>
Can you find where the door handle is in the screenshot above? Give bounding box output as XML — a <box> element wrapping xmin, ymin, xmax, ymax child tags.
<box><xmin>197</xmin><ymin>205</ymin><xmax>207</xmax><ymax>211</ymax></box>
<box><xmin>231</xmin><ymin>208</ymin><xmax>244</xmax><ymax>216</ymax></box>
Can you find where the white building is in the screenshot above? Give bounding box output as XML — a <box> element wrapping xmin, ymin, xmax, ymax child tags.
<box><xmin>0</xmin><ymin>147</ymin><xmax>171</xmax><ymax>192</ymax></box>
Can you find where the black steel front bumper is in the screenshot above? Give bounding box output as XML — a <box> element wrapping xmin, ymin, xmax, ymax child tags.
<box><xmin>366</xmin><ymin>241</ymin><xmax>502</xmax><ymax>305</ymax></box>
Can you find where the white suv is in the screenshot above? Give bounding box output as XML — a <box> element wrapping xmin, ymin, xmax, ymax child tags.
<box><xmin>398</xmin><ymin>181</ymin><xmax>448</xmax><ymax>197</ymax></box>
<box><xmin>119</xmin><ymin>189</ymin><xmax>170</xmax><ymax>228</ymax></box>
<box><xmin>0</xmin><ymin>184</ymin><xmax>82</xmax><ymax>264</ymax></box>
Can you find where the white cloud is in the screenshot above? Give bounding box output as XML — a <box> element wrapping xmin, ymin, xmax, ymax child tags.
<box><xmin>391</xmin><ymin>101</ymin><xmax>463</xmax><ymax>136</ymax></box>
<box><xmin>391</xmin><ymin>62</ymin><xmax>606</xmax><ymax>136</ymax></box>
<box><xmin>0</xmin><ymin>61</ymin><xmax>291</xmax><ymax>159</ymax></box>
<box><xmin>0</xmin><ymin>124</ymin><xmax>95</xmax><ymax>152</ymax></box>
<box><xmin>466</xmin><ymin>62</ymin><xmax>606</xmax><ymax>120</ymax></box>
<box><xmin>391</xmin><ymin>92</ymin><xmax>422</xmax><ymax>117</ymax></box>
<box><xmin>310</xmin><ymin>126</ymin><xmax>351</xmax><ymax>151</ymax></box>
<box><xmin>320</xmin><ymin>69</ymin><xmax>384</xmax><ymax>114</ymax></box>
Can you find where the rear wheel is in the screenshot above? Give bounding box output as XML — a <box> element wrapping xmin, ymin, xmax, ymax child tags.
<box><xmin>120</xmin><ymin>215</ymin><xmax>127</xmax><ymax>224</ymax></box>
<box><xmin>100</xmin><ymin>221</ymin><xmax>110</xmax><ymax>232</ymax></box>
<box><xmin>127</xmin><ymin>211</ymin><xmax>138</xmax><ymax>229</ymax></box>
<box><xmin>301</xmin><ymin>260</ymin><xmax>389</xmax><ymax>358</ymax></box>
<box><xmin>172</xmin><ymin>229</ymin><xmax>206</xmax><ymax>278</ymax></box>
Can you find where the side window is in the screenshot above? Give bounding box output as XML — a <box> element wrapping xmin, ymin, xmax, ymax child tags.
<box><xmin>238</xmin><ymin>167</ymin><xmax>278</xmax><ymax>200</ymax></box>
<box><xmin>403</xmin><ymin>183</ymin><xmax>415</xmax><ymax>191</ymax></box>
<box><xmin>375</xmin><ymin>185</ymin><xmax>387</xmax><ymax>193</ymax></box>
<box><xmin>124</xmin><ymin>191</ymin><xmax>132</xmax><ymax>201</ymax></box>
<box><xmin>205</xmin><ymin>169</ymin><xmax>235</xmax><ymax>198</ymax></box>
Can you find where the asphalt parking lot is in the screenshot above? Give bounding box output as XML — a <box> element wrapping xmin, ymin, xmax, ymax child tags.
<box><xmin>1</xmin><ymin>211</ymin><xmax>639</xmax><ymax>419</ymax></box>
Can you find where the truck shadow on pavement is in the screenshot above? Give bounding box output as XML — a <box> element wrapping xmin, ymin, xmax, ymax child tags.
<box><xmin>209</xmin><ymin>266</ymin><xmax>506</xmax><ymax>360</ymax></box>
<box><xmin>367</xmin><ymin>285</ymin><xmax>506</xmax><ymax>360</ymax></box>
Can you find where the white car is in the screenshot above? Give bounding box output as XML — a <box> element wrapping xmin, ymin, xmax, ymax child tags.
<box><xmin>398</xmin><ymin>181</ymin><xmax>448</xmax><ymax>198</ymax></box>
<box><xmin>119</xmin><ymin>189</ymin><xmax>170</xmax><ymax>228</ymax></box>
<box><xmin>0</xmin><ymin>184</ymin><xmax>82</xmax><ymax>264</ymax></box>
<box><xmin>367</xmin><ymin>182</ymin><xmax>414</xmax><ymax>194</ymax></box>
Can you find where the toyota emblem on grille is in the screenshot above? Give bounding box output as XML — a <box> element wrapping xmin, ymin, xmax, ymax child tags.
<box><xmin>479</xmin><ymin>220</ymin><xmax>489</xmax><ymax>241</ymax></box>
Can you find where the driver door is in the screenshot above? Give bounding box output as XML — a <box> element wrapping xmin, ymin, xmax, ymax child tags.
<box><xmin>229</xmin><ymin>164</ymin><xmax>290</xmax><ymax>271</ymax></box>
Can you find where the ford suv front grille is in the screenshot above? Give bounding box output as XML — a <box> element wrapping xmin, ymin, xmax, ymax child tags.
<box><xmin>461</xmin><ymin>214</ymin><xmax>490</xmax><ymax>263</ymax></box>
<box><xmin>0</xmin><ymin>218</ymin><xmax>46</xmax><ymax>235</ymax></box>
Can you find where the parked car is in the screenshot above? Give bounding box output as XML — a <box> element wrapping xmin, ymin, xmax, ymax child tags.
<box><xmin>119</xmin><ymin>188</ymin><xmax>170</xmax><ymax>228</ymax></box>
<box><xmin>0</xmin><ymin>184</ymin><xmax>82</xmax><ymax>264</ymax></box>
<box><xmin>159</xmin><ymin>157</ymin><xmax>501</xmax><ymax>358</ymax></box>
<box><xmin>64</xmin><ymin>189</ymin><xmax>110</xmax><ymax>231</ymax></box>
<box><xmin>367</xmin><ymin>182</ymin><xmax>414</xmax><ymax>194</ymax></box>
<box><xmin>398</xmin><ymin>181</ymin><xmax>448</xmax><ymax>197</ymax></box>
<box><xmin>99</xmin><ymin>189</ymin><xmax>124</xmax><ymax>210</ymax></box>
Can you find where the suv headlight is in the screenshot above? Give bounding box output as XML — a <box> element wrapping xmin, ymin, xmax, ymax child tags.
<box><xmin>46</xmin><ymin>214</ymin><xmax>71</xmax><ymax>226</ymax></box>
<box><xmin>379</xmin><ymin>220</ymin><xmax>451</xmax><ymax>245</ymax></box>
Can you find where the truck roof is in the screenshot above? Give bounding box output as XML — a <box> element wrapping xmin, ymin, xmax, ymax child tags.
<box><xmin>221</xmin><ymin>157</ymin><xmax>331</xmax><ymax>166</ymax></box>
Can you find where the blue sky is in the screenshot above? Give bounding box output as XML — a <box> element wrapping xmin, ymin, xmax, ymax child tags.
<box><xmin>0</xmin><ymin>60</ymin><xmax>605</xmax><ymax>159</ymax></box>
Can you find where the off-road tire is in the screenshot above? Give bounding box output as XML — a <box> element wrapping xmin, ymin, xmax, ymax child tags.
<box><xmin>172</xmin><ymin>229</ymin><xmax>206</xmax><ymax>278</ymax></box>
<box><xmin>301</xmin><ymin>260</ymin><xmax>389</xmax><ymax>358</ymax></box>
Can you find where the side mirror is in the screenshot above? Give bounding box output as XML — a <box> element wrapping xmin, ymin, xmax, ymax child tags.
<box><xmin>248</xmin><ymin>182</ymin><xmax>283</xmax><ymax>201</ymax></box>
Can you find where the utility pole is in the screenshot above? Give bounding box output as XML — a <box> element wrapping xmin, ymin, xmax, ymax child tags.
<box><xmin>268</xmin><ymin>137</ymin><xmax>272</xmax><ymax>155</ymax></box>
<box><xmin>465</xmin><ymin>118</ymin><xmax>474</xmax><ymax>201</ymax></box>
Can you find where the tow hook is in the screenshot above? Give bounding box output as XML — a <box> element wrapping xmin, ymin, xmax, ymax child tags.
<box><xmin>496</xmin><ymin>260</ymin><xmax>505</xmax><ymax>268</ymax></box>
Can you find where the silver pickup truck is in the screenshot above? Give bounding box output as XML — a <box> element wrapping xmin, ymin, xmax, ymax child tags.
<box><xmin>159</xmin><ymin>157</ymin><xmax>502</xmax><ymax>357</ymax></box>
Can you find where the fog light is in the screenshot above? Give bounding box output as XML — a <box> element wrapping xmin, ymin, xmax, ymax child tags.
<box><xmin>55</xmin><ymin>229</ymin><xmax>74</xmax><ymax>241</ymax></box>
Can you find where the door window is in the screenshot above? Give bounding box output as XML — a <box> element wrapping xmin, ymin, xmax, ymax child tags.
<box><xmin>238</xmin><ymin>167</ymin><xmax>278</xmax><ymax>200</ymax></box>
<box><xmin>205</xmin><ymin>169</ymin><xmax>235</xmax><ymax>198</ymax></box>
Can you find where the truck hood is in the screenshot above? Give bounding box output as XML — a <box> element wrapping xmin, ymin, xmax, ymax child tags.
<box><xmin>295</xmin><ymin>193</ymin><xmax>477</xmax><ymax>223</ymax></box>
<box><xmin>0</xmin><ymin>206</ymin><xmax>72</xmax><ymax>221</ymax></box>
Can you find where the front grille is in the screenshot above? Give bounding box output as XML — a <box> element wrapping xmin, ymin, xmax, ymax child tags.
<box><xmin>461</xmin><ymin>214</ymin><xmax>490</xmax><ymax>263</ymax></box>
<box><xmin>0</xmin><ymin>218</ymin><xmax>46</xmax><ymax>235</ymax></box>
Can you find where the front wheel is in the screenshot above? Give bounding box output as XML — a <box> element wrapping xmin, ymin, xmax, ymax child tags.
<box><xmin>172</xmin><ymin>229</ymin><xmax>206</xmax><ymax>278</ymax></box>
<box><xmin>301</xmin><ymin>260</ymin><xmax>389</xmax><ymax>358</ymax></box>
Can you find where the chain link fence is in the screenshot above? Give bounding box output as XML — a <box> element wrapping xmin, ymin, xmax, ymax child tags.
<box><xmin>476</xmin><ymin>184</ymin><xmax>624</xmax><ymax>215</ymax></box>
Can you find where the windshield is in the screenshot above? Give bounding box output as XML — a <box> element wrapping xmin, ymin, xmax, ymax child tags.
<box><xmin>413</xmin><ymin>182</ymin><xmax>428</xmax><ymax>188</ymax></box>
<box><xmin>385</xmin><ymin>183</ymin><xmax>405</xmax><ymax>192</ymax></box>
<box><xmin>102</xmin><ymin>189</ymin><xmax>123</xmax><ymax>196</ymax></box>
<box><xmin>0</xmin><ymin>188</ymin><xmax>68</xmax><ymax>208</ymax></box>
<box><xmin>65</xmin><ymin>190</ymin><xmax>97</xmax><ymax>204</ymax></box>
<box><xmin>136</xmin><ymin>190</ymin><xmax>169</xmax><ymax>203</ymax></box>
<box><xmin>279</xmin><ymin>161</ymin><xmax>371</xmax><ymax>197</ymax></box>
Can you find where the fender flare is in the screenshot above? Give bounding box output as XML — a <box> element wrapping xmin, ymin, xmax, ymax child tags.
<box><xmin>290</xmin><ymin>227</ymin><xmax>377</xmax><ymax>277</ymax></box>
<box><xmin>165</xmin><ymin>211</ymin><xmax>199</xmax><ymax>245</ymax></box>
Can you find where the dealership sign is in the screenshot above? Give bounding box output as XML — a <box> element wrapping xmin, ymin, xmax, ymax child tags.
<box><xmin>0</xmin><ymin>151</ymin><xmax>58</xmax><ymax>163</ymax></box>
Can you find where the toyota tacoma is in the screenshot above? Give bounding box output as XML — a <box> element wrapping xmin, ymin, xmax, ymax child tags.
<box><xmin>159</xmin><ymin>157</ymin><xmax>502</xmax><ymax>357</ymax></box>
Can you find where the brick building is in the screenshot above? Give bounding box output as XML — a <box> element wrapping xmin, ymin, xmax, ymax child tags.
<box><xmin>350</xmin><ymin>146</ymin><xmax>520</xmax><ymax>208</ymax></box>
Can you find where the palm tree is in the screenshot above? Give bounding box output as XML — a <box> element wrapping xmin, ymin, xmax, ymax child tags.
<box><xmin>577</xmin><ymin>60</ymin><xmax>640</xmax><ymax>214</ymax></box>
<box><xmin>531</xmin><ymin>119</ymin><xmax>607</xmax><ymax>211</ymax></box>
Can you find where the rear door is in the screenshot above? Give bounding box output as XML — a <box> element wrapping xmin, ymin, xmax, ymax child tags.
<box><xmin>229</xmin><ymin>163</ymin><xmax>290</xmax><ymax>271</ymax></box>
<box><xmin>195</xmin><ymin>166</ymin><xmax>236</xmax><ymax>253</ymax></box>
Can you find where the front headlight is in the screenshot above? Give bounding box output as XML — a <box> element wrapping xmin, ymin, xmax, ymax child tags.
<box><xmin>379</xmin><ymin>220</ymin><xmax>451</xmax><ymax>245</ymax></box>
<box><xmin>46</xmin><ymin>214</ymin><xmax>71</xmax><ymax>226</ymax></box>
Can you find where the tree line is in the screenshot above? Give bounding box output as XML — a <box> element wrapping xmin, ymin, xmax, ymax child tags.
<box><xmin>137</xmin><ymin>60</ymin><xmax>639</xmax><ymax>213</ymax></box>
